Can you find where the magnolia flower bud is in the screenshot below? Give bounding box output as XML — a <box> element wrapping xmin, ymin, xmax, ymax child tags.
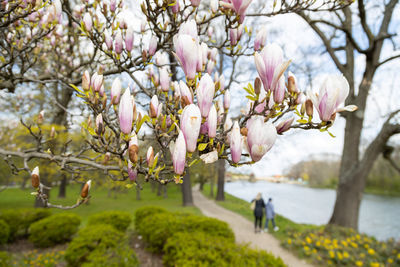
<box><xmin>305</xmin><ymin>99</ymin><xmax>313</xmax><ymax>117</ymax></box>
<box><xmin>254</xmin><ymin>77</ymin><xmax>261</xmax><ymax>95</ymax></box>
<box><xmin>95</xmin><ymin>114</ymin><xmax>104</xmax><ymax>135</ymax></box>
<box><xmin>37</xmin><ymin>110</ymin><xmax>45</xmax><ymax>124</ymax></box>
<box><xmin>207</xmin><ymin>105</ymin><xmax>217</xmax><ymax>138</ymax></box>
<box><xmin>80</xmin><ymin>180</ymin><xmax>91</xmax><ymax>198</ymax></box>
<box><xmin>149</xmin><ymin>95</ymin><xmax>159</xmax><ymax>118</ymax></box>
<box><xmin>118</xmin><ymin>89</ymin><xmax>133</xmax><ymax>134</ymax></box>
<box><xmin>246</xmin><ymin>116</ymin><xmax>277</xmax><ymax>162</ymax></box>
<box><xmin>173</xmin><ymin>131</ymin><xmax>186</xmax><ymax>175</ymax></box>
<box><xmin>125</xmin><ymin>26</ymin><xmax>134</xmax><ymax>52</ymax></box>
<box><xmin>197</xmin><ymin>74</ymin><xmax>215</xmax><ymax>118</ymax></box>
<box><xmin>276</xmin><ymin>117</ymin><xmax>294</xmax><ymax>134</ymax></box>
<box><xmin>159</xmin><ymin>68</ymin><xmax>170</xmax><ymax>92</ymax></box>
<box><xmin>190</xmin><ymin>0</ymin><xmax>201</xmax><ymax>7</ymax></box>
<box><xmin>146</xmin><ymin>146</ymin><xmax>154</xmax><ymax>167</ymax></box>
<box><xmin>31</xmin><ymin>166</ymin><xmax>40</xmax><ymax>188</ymax></box>
<box><xmin>114</xmin><ymin>31</ymin><xmax>123</xmax><ymax>54</ymax></box>
<box><xmin>105</xmin><ymin>31</ymin><xmax>113</xmax><ymax>50</ymax></box>
<box><xmin>254</xmin><ymin>27</ymin><xmax>267</xmax><ymax>51</ymax></box>
<box><xmin>91</xmin><ymin>72</ymin><xmax>103</xmax><ymax>92</ymax></box>
<box><xmin>180</xmin><ymin>104</ymin><xmax>201</xmax><ymax>153</ymax></box>
<box><xmin>173</xmin><ymin>34</ymin><xmax>199</xmax><ymax>80</ymax></box>
<box><xmin>179</xmin><ymin>81</ymin><xmax>193</xmax><ymax>106</ymax></box>
<box><xmin>50</xmin><ymin>126</ymin><xmax>56</xmax><ymax>138</ymax></box>
<box><xmin>82</xmin><ymin>70</ymin><xmax>90</xmax><ymax>91</ymax></box>
<box><xmin>128</xmin><ymin>133</ymin><xmax>139</xmax><ymax>163</ymax></box>
<box><xmin>111</xmin><ymin>78</ymin><xmax>122</xmax><ymax>105</ymax></box>
<box><xmin>103</xmin><ymin>152</ymin><xmax>111</xmax><ymax>165</ymax></box>
<box><xmin>83</xmin><ymin>13</ymin><xmax>92</xmax><ymax>32</ymax></box>
<box><xmin>110</xmin><ymin>0</ymin><xmax>117</xmax><ymax>12</ymax></box>
<box><xmin>224</xmin><ymin>90</ymin><xmax>230</xmax><ymax>110</ymax></box>
<box><xmin>128</xmin><ymin>162</ymin><xmax>137</xmax><ymax>181</ymax></box>
<box><xmin>148</xmin><ymin>35</ymin><xmax>157</xmax><ymax>56</ymax></box>
<box><xmin>287</xmin><ymin>71</ymin><xmax>299</xmax><ymax>94</ymax></box>
<box><xmin>230</xmin><ymin>121</ymin><xmax>241</xmax><ymax>163</ymax></box>
<box><xmin>171</xmin><ymin>0</ymin><xmax>179</xmax><ymax>13</ymax></box>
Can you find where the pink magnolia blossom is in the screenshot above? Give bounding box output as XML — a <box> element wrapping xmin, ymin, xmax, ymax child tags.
<box><xmin>308</xmin><ymin>75</ymin><xmax>356</xmax><ymax>122</ymax></box>
<box><xmin>173</xmin><ymin>34</ymin><xmax>199</xmax><ymax>80</ymax></box>
<box><xmin>197</xmin><ymin>73</ymin><xmax>215</xmax><ymax>118</ymax></box>
<box><xmin>110</xmin><ymin>0</ymin><xmax>117</xmax><ymax>12</ymax></box>
<box><xmin>95</xmin><ymin>114</ymin><xmax>103</xmax><ymax>135</ymax></box>
<box><xmin>221</xmin><ymin>0</ymin><xmax>252</xmax><ymax>23</ymax></box>
<box><xmin>275</xmin><ymin>117</ymin><xmax>294</xmax><ymax>134</ymax></box>
<box><xmin>171</xmin><ymin>0</ymin><xmax>179</xmax><ymax>13</ymax></box>
<box><xmin>246</xmin><ymin>116</ymin><xmax>277</xmax><ymax>162</ymax></box>
<box><xmin>224</xmin><ymin>90</ymin><xmax>230</xmax><ymax>110</ymax></box>
<box><xmin>179</xmin><ymin>80</ymin><xmax>193</xmax><ymax>105</ymax></box>
<box><xmin>83</xmin><ymin>13</ymin><xmax>92</xmax><ymax>31</ymax></box>
<box><xmin>190</xmin><ymin>0</ymin><xmax>201</xmax><ymax>7</ymax></box>
<box><xmin>91</xmin><ymin>72</ymin><xmax>103</xmax><ymax>92</ymax></box>
<box><xmin>114</xmin><ymin>31</ymin><xmax>123</xmax><ymax>54</ymax></box>
<box><xmin>180</xmin><ymin>104</ymin><xmax>201</xmax><ymax>153</ymax></box>
<box><xmin>254</xmin><ymin>27</ymin><xmax>267</xmax><ymax>51</ymax></box>
<box><xmin>149</xmin><ymin>95</ymin><xmax>159</xmax><ymax>118</ymax></box>
<box><xmin>125</xmin><ymin>26</ymin><xmax>134</xmax><ymax>52</ymax></box>
<box><xmin>104</xmin><ymin>31</ymin><xmax>113</xmax><ymax>50</ymax></box>
<box><xmin>111</xmin><ymin>77</ymin><xmax>122</xmax><ymax>104</ymax></box>
<box><xmin>127</xmin><ymin>162</ymin><xmax>137</xmax><ymax>181</ymax></box>
<box><xmin>118</xmin><ymin>89</ymin><xmax>133</xmax><ymax>134</ymax></box>
<box><xmin>178</xmin><ymin>19</ymin><xmax>198</xmax><ymax>41</ymax></box>
<box><xmin>254</xmin><ymin>43</ymin><xmax>289</xmax><ymax>98</ymax></box>
<box><xmin>172</xmin><ymin>131</ymin><xmax>186</xmax><ymax>175</ymax></box>
<box><xmin>211</xmin><ymin>0</ymin><xmax>219</xmax><ymax>12</ymax></box>
<box><xmin>207</xmin><ymin>105</ymin><xmax>217</xmax><ymax>138</ymax></box>
<box><xmin>148</xmin><ymin>35</ymin><xmax>157</xmax><ymax>56</ymax></box>
<box><xmin>230</xmin><ymin>121</ymin><xmax>241</xmax><ymax>163</ymax></box>
<box><xmin>159</xmin><ymin>67</ymin><xmax>170</xmax><ymax>92</ymax></box>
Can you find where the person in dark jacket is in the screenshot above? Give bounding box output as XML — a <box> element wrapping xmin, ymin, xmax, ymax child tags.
<box><xmin>251</xmin><ymin>193</ymin><xmax>265</xmax><ymax>233</ymax></box>
<box><xmin>264</xmin><ymin>198</ymin><xmax>279</xmax><ymax>232</ymax></box>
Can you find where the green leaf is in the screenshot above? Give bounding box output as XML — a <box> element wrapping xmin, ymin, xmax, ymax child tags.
<box><xmin>198</xmin><ymin>143</ymin><xmax>208</xmax><ymax>151</ymax></box>
<box><xmin>246</xmin><ymin>95</ymin><xmax>258</xmax><ymax>101</ymax></box>
<box><xmin>70</xmin><ymin>83</ymin><xmax>84</xmax><ymax>94</ymax></box>
<box><xmin>136</xmin><ymin>115</ymin><xmax>150</xmax><ymax>132</ymax></box>
<box><xmin>327</xmin><ymin>131</ymin><xmax>336</xmax><ymax>138</ymax></box>
<box><xmin>125</xmin><ymin>184</ymin><xmax>134</xmax><ymax>189</ymax></box>
<box><xmin>189</xmin><ymin>159</ymin><xmax>199</xmax><ymax>167</ymax></box>
<box><xmin>296</xmin><ymin>119</ymin><xmax>308</xmax><ymax>124</ymax></box>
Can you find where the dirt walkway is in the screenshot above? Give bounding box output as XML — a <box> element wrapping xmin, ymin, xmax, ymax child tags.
<box><xmin>192</xmin><ymin>188</ymin><xmax>313</xmax><ymax>267</ymax></box>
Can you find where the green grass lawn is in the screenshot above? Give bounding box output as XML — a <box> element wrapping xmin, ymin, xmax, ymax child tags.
<box><xmin>0</xmin><ymin>182</ymin><xmax>201</xmax><ymax>226</ymax></box>
<box><xmin>202</xmin><ymin>183</ymin><xmax>318</xmax><ymax>242</ymax></box>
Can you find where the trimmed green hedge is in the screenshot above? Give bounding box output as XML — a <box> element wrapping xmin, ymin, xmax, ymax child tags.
<box><xmin>0</xmin><ymin>209</ymin><xmax>51</xmax><ymax>241</ymax></box>
<box><xmin>0</xmin><ymin>251</ymin><xmax>11</xmax><ymax>267</ymax></box>
<box><xmin>138</xmin><ymin>212</ymin><xmax>234</xmax><ymax>253</ymax></box>
<box><xmin>163</xmin><ymin>231</ymin><xmax>286</xmax><ymax>267</ymax></box>
<box><xmin>134</xmin><ymin>206</ymin><xmax>167</xmax><ymax>231</ymax></box>
<box><xmin>0</xmin><ymin>220</ymin><xmax>9</xmax><ymax>245</ymax></box>
<box><xmin>88</xmin><ymin>211</ymin><xmax>132</xmax><ymax>232</ymax></box>
<box><xmin>29</xmin><ymin>213</ymin><xmax>81</xmax><ymax>247</ymax></box>
<box><xmin>65</xmin><ymin>224</ymin><xmax>138</xmax><ymax>267</ymax></box>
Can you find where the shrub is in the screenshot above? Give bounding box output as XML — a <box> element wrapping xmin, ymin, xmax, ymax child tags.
<box><xmin>134</xmin><ymin>206</ymin><xmax>167</xmax><ymax>231</ymax></box>
<box><xmin>0</xmin><ymin>251</ymin><xmax>11</xmax><ymax>267</ymax></box>
<box><xmin>88</xmin><ymin>211</ymin><xmax>132</xmax><ymax>232</ymax></box>
<box><xmin>65</xmin><ymin>224</ymin><xmax>138</xmax><ymax>267</ymax></box>
<box><xmin>0</xmin><ymin>220</ymin><xmax>9</xmax><ymax>245</ymax></box>
<box><xmin>138</xmin><ymin>212</ymin><xmax>234</xmax><ymax>253</ymax></box>
<box><xmin>29</xmin><ymin>213</ymin><xmax>81</xmax><ymax>247</ymax></box>
<box><xmin>163</xmin><ymin>231</ymin><xmax>286</xmax><ymax>267</ymax></box>
<box><xmin>0</xmin><ymin>209</ymin><xmax>52</xmax><ymax>241</ymax></box>
<box><xmin>0</xmin><ymin>210</ymin><xmax>22</xmax><ymax>241</ymax></box>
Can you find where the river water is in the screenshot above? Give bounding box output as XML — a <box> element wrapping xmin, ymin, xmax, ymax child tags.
<box><xmin>224</xmin><ymin>181</ymin><xmax>400</xmax><ymax>241</ymax></box>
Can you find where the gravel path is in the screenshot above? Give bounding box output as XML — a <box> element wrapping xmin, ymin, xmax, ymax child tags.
<box><xmin>192</xmin><ymin>188</ymin><xmax>314</xmax><ymax>267</ymax></box>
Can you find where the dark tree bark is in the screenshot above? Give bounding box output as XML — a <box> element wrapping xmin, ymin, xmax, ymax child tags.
<box><xmin>136</xmin><ymin>187</ymin><xmax>141</xmax><ymax>200</ymax></box>
<box><xmin>58</xmin><ymin>174</ymin><xmax>67</xmax><ymax>198</ymax></box>
<box><xmin>216</xmin><ymin>159</ymin><xmax>225</xmax><ymax>201</ymax></box>
<box><xmin>181</xmin><ymin>169</ymin><xmax>193</xmax><ymax>206</ymax></box>
<box><xmin>34</xmin><ymin>177</ymin><xmax>50</xmax><ymax>207</ymax></box>
<box><xmin>299</xmin><ymin>0</ymin><xmax>399</xmax><ymax>229</ymax></box>
<box><xmin>210</xmin><ymin>176</ymin><xmax>214</xmax><ymax>198</ymax></box>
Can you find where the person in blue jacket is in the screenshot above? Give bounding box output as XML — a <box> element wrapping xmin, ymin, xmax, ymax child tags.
<box><xmin>251</xmin><ymin>193</ymin><xmax>265</xmax><ymax>233</ymax></box>
<box><xmin>264</xmin><ymin>198</ymin><xmax>279</xmax><ymax>232</ymax></box>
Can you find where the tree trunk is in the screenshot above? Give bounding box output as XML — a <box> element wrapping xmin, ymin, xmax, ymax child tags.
<box><xmin>151</xmin><ymin>180</ymin><xmax>156</xmax><ymax>193</ymax></box>
<box><xmin>199</xmin><ymin>180</ymin><xmax>204</xmax><ymax>191</ymax></box>
<box><xmin>163</xmin><ymin>185</ymin><xmax>167</xmax><ymax>199</ymax></box>
<box><xmin>157</xmin><ymin>183</ymin><xmax>162</xmax><ymax>196</ymax></box>
<box><xmin>216</xmin><ymin>159</ymin><xmax>225</xmax><ymax>201</ymax></box>
<box><xmin>181</xmin><ymin>169</ymin><xmax>193</xmax><ymax>206</ymax></box>
<box><xmin>210</xmin><ymin>177</ymin><xmax>214</xmax><ymax>198</ymax></box>
<box><xmin>58</xmin><ymin>174</ymin><xmax>67</xmax><ymax>198</ymax></box>
<box><xmin>136</xmin><ymin>186</ymin><xmax>141</xmax><ymax>200</ymax></box>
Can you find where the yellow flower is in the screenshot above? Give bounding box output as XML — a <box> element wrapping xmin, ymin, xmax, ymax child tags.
<box><xmin>364</xmin><ymin>244</ymin><xmax>369</xmax><ymax>249</ymax></box>
<box><xmin>356</xmin><ymin>234</ymin><xmax>361</xmax><ymax>240</ymax></box>
<box><xmin>329</xmin><ymin>250</ymin><xmax>335</xmax><ymax>258</ymax></box>
<box><xmin>360</xmin><ymin>253</ymin><xmax>365</xmax><ymax>258</ymax></box>
<box><xmin>368</xmin><ymin>248</ymin><xmax>375</xmax><ymax>255</ymax></box>
<box><xmin>287</xmin><ymin>238</ymin><xmax>292</xmax><ymax>245</ymax></box>
<box><xmin>316</xmin><ymin>241</ymin><xmax>321</xmax><ymax>247</ymax></box>
<box><xmin>370</xmin><ymin>263</ymin><xmax>380</xmax><ymax>267</ymax></box>
<box><xmin>355</xmin><ymin>261</ymin><xmax>363</xmax><ymax>267</ymax></box>
<box><xmin>341</xmin><ymin>240</ymin><xmax>348</xmax><ymax>247</ymax></box>
<box><xmin>306</xmin><ymin>237</ymin><xmax>312</xmax><ymax>244</ymax></box>
<box><xmin>388</xmin><ymin>258</ymin><xmax>393</xmax><ymax>264</ymax></box>
<box><xmin>312</xmin><ymin>249</ymin><xmax>317</xmax><ymax>254</ymax></box>
<box><xmin>397</xmin><ymin>253</ymin><xmax>400</xmax><ymax>259</ymax></box>
<box><xmin>337</xmin><ymin>252</ymin><xmax>343</xmax><ymax>260</ymax></box>
<box><xmin>351</xmin><ymin>242</ymin><xmax>358</xmax><ymax>248</ymax></box>
<box><xmin>303</xmin><ymin>246</ymin><xmax>310</xmax><ymax>251</ymax></box>
<box><xmin>343</xmin><ymin>251</ymin><xmax>349</xmax><ymax>258</ymax></box>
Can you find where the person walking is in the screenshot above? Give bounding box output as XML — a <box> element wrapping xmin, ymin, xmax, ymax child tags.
<box><xmin>251</xmin><ymin>193</ymin><xmax>265</xmax><ymax>233</ymax></box>
<box><xmin>264</xmin><ymin>198</ymin><xmax>279</xmax><ymax>232</ymax></box>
